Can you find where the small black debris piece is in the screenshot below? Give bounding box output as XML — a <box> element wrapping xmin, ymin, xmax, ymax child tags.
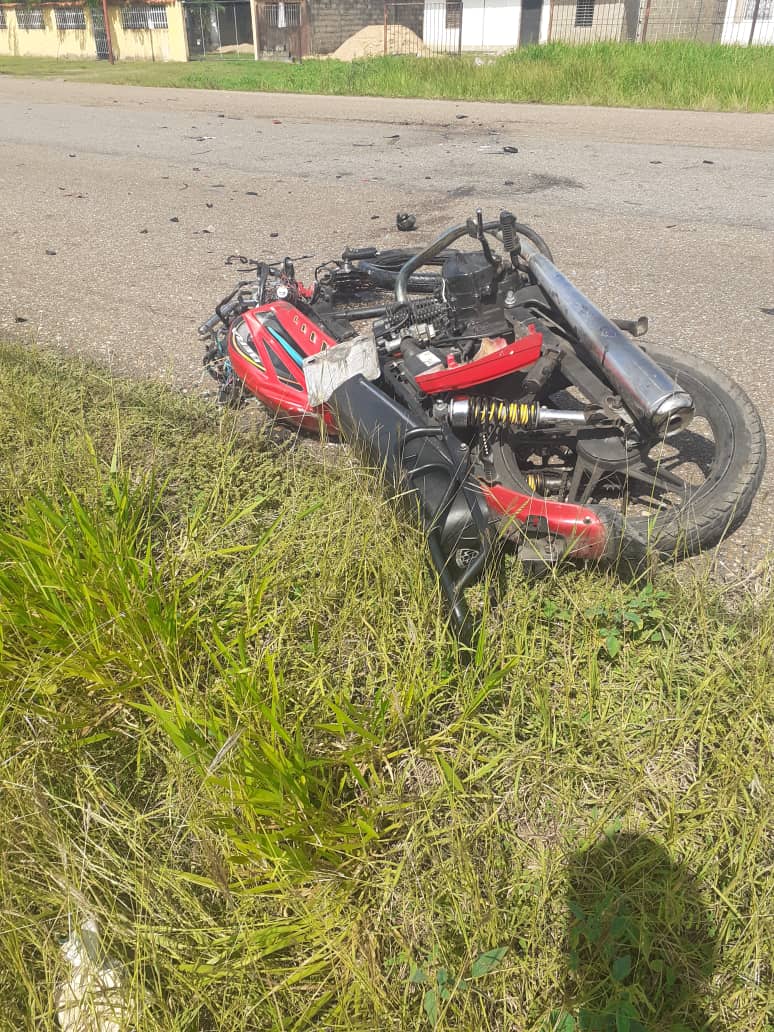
<box><xmin>503</xmin><ymin>145</ymin><xmax>519</xmax><ymax>154</ymax></box>
<box><xmin>397</xmin><ymin>212</ymin><xmax>417</xmax><ymax>232</ymax></box>
<box><xmin>270</xmin><ymin>232</ymin><xmax>279</xmax><ymax>238</ymax></box>
<box><xmin>45</xmin><ymin>249</ymin><xmax>57</xmax><ymax>256</ymax></box>
<box><xmin>170</xmin><ymin>217</ymin><xmax>180</xmax><ymax>223</ymax></box>
<box><xmin>139</xmin><ymin>229</ymin><xmax>149</xmax><ymax>234</ymax></box>
<box><xmin>504</xmin><ymin>180</ymin><xmax>514</xmax><ymax>186</ymax></box>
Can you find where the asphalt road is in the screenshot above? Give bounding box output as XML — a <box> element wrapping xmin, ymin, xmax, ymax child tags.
<box><xmin>1</xmin><ymin>77</ymin><xmax>772</xmax><ymax>571</ymax></box>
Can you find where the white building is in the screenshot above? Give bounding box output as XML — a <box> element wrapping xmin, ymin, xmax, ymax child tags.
<box><xmin>423</xmin><ymin>0</ymin><xmax>774</xmax><ymax>49</ymax></box>
<box><xmin>423</xmin><ymin>0</ymin><xmax>551</xmax><ymax>51</ymax></box>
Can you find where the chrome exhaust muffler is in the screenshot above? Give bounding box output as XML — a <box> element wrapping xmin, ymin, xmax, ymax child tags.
<box><xmin>519</xmin><ymin>238</ymin><xmax>694</xmax><ymax>435</ymax></box>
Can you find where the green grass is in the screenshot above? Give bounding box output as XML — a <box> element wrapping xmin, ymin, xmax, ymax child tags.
<box><xmin>2</xmin><ymin>41</ymin><xmax>774</xmax><ymax>111</ymax></box>
<box><xmin>0</xmin><ymin>341</ymin><xmax>771</xmax><ymax>1030</ymax></box>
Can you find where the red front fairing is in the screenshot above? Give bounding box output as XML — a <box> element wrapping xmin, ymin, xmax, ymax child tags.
<box><xmin>227</xmin><ymin>301</ymin><xmax>338</xmax><ymax>432</ymax></box>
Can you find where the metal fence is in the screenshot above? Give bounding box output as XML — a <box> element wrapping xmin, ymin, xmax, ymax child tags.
<box><xmin>546</xmin><ymin>0</ymin><xmax>773</xmax><ymax>45</ymax></box>
<box><xmin>182</xmin><ymin>1</ymin><xmax>466</xmax><ymax>60</ymax></box>
<box><xmin>547</xmin><ymin>0</ymin><xmax>724</xmax><ymax>43</ymax></box>
<box><xmin>385</xmin><ymin>2</ymin><xmax>462</xmax><ymax>56</ymax></box>
<box><xmin>182</xmin><ymin>0</ymin><xmax>774</xmax><ymax>61</ymax></box>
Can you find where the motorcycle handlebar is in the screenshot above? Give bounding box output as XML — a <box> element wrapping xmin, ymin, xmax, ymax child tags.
<box><xmin>198</xmin><ymin>296</ymin><xmax>241</xmax><ymax>337</ymax></box>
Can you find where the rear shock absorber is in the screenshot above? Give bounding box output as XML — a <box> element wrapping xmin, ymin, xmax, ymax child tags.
<box><xmin>447</xmin><ymin>398</ymin><xmax>588</xmax><ymax>431</ymax></box>
<box><xmin>449</xmin><ymin>398</ymin><xmax>540</xmax><ymax>431</ymax></box>
<box><xmin>525</xmin><ymin>471</ymin><xmax>565</xmax><ymax>495</ymax></box>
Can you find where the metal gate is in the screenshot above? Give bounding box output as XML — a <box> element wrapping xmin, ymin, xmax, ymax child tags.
<box><xmin>92</xmin><ymin>7</ymin><xmax>110</xmax><ymax>60</ymax></box>
<box><xmin>255</xmin><ymin>1</ymin><xmax>310</xmax><ymax>59</ymax></box>
<box><xmin>184</xmin><ymin>1</ymin><xmax>255</xmax><ymax>58</ymax></box>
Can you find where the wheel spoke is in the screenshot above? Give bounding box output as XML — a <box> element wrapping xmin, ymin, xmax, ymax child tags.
<box><xmin>626</xmin><ymin>461</ymin><xmax>689</xmax><ymax>500</ymax></box>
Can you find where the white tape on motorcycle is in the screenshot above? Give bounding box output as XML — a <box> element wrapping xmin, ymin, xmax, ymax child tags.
<box><xmin>303</xmin><ymin>335</ymin><xmax>381</xmax><ymax>408</ymax></box>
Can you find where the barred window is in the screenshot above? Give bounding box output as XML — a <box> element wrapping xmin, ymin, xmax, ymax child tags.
<box><xmin>265</xmin><ymin>2</ymin><xmax>301</xmax><ymax>28</ymax></box>
<box><xmin>55</xmin><ymin>7</ymin><xmax>87</xmax><ymax>30</ymax></box>
<box><xmin>147</xmin><ymin>4</ymin><xmax>168</xmax><ymax>27</ymax></box>
<box><xmin>17</xmin><ymin>7</ymin><xmax>46</xmax><ymax>29</ymax></box>
<box><xmin>0</xmin><ymin>8</ymin><xmax>6</xmax><ymax>29</ymax></box>
<box><xmin>574</xmin><ymin>0</ymin><xmax>595</xmax><ymax>26</ymax></box>
<box><xmin>121</xmin><ymin>4</ymin><xmax>168</xmax><ymax>30</ymax></box>
<box><xmin>744</xmin><ymin>0</ymin><xmax>772</xmax><ymax>17</ymax></box>
<box><xmin>445</xmin><ymin>1</ymin><xmax>462</xmax><ymax>29</ymax></box>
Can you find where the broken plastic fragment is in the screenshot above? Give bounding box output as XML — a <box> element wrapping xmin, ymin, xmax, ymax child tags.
<box><xmin>56</xmin><ymin>917</ymin><xmax>135</xmax><ymax>1032</ymax></box>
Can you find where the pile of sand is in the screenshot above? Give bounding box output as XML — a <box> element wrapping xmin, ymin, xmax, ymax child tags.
<box><xmin>215</xmin><ymin>43</ymin><xmax>255</xmax><ymax>55</ymax></box>
<box><xmin>331</xmin><ymin>24</ymin><xmax>430</xmax><ymax>61</ymax></box>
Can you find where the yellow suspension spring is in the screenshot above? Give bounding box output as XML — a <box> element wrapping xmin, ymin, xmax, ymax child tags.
<box><xmin>468</xmin><ymin>398</ymin><xmax>540</xmax><ymax>430</ymax></box>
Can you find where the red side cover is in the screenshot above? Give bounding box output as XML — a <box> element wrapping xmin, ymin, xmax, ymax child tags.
<box><xmin>415</xmin><ymin>328</ymin><xmax>543</xmax><ymax>395</ymax></box>
<box><xmin>482</xmin><ymin>483</ymin><xmax>609</xmax><ymax>559</ymax></box>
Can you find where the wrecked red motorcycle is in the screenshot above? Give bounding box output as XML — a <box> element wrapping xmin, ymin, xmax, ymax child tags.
<box><xmin>198</xmin><ymin>210</ymin><xmax>765</xmax><ymax>637</ymax></box>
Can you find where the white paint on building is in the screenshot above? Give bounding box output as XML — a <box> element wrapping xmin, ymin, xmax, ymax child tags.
<box><xmin>721</xmin><ymin>0</ymin><xmax>774</xmax><ymax>43</ymax></box>
<box><xmin>424</xmin><ymin>0</ymin><xmax>528</xmax><ymax>50</ymax></box>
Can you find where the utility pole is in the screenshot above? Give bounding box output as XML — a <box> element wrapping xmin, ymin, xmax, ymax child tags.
<box><xmin>748</xmin><ymin>0</ymin><xmax>762</xmax><ymax>46</ymax></box>
<box><xmin>251</xmin><ymin>0</ymin><xmax>260</xmax><ymax>60</ymax></box>
<box><xmin>101</xmin><ymin>0</ymin><xmax>115</xmax><ymax>63</ymax></box>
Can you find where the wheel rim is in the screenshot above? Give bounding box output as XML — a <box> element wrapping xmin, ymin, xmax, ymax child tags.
<box><xmin>494</xmin><ymin>355</ymin><xmax>737</xmax><ymax>546</ymax></box>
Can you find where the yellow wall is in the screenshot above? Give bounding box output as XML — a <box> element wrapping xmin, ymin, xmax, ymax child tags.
<box><xmin>0</xmin><ymin>4</ymin><xmax>188</xmax><ymax>61</ymax></box>
<box><xmin>109</xmin><ymin>3</ymin><xmax>187</xmax><ymax>61</ymax></box>
<box><xmin>0</xmin><ymin>5</ymin><xmax>93</xmax><ymax>58</ymax></box>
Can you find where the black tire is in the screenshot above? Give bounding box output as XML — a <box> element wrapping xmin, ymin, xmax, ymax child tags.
<box><xmin>493</xmin><ymin>343</ymin><xmax>766</xmax><ymax>557</ymax></box>
<box><xmin>631</xmin><ymin>343</ymin><xmax>765</xmax><ymax>555</ymax></box>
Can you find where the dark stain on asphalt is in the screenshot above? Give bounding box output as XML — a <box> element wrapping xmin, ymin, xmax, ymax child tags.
<box><xmin>520</xmin><ymin>174</ymin><xmax>584</xmax><ymax>193</ymax></box>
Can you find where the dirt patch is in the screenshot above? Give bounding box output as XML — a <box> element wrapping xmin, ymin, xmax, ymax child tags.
<box><xmin>332</xmin><ymin>25</ymin><xmax>430</xmax><ymax>62</ymax></box>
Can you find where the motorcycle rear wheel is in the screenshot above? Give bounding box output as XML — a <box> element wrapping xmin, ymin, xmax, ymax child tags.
<box><xmin>493</xmin><ymin>343</ymin><xmax>766</xmax><ymax>557</ymax></box>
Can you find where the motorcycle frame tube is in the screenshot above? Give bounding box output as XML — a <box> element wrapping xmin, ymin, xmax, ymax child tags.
<box><xmin>395</xmin><ymin>223</ymin><xmax>472</xmax><ymax>304</ymax></box>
